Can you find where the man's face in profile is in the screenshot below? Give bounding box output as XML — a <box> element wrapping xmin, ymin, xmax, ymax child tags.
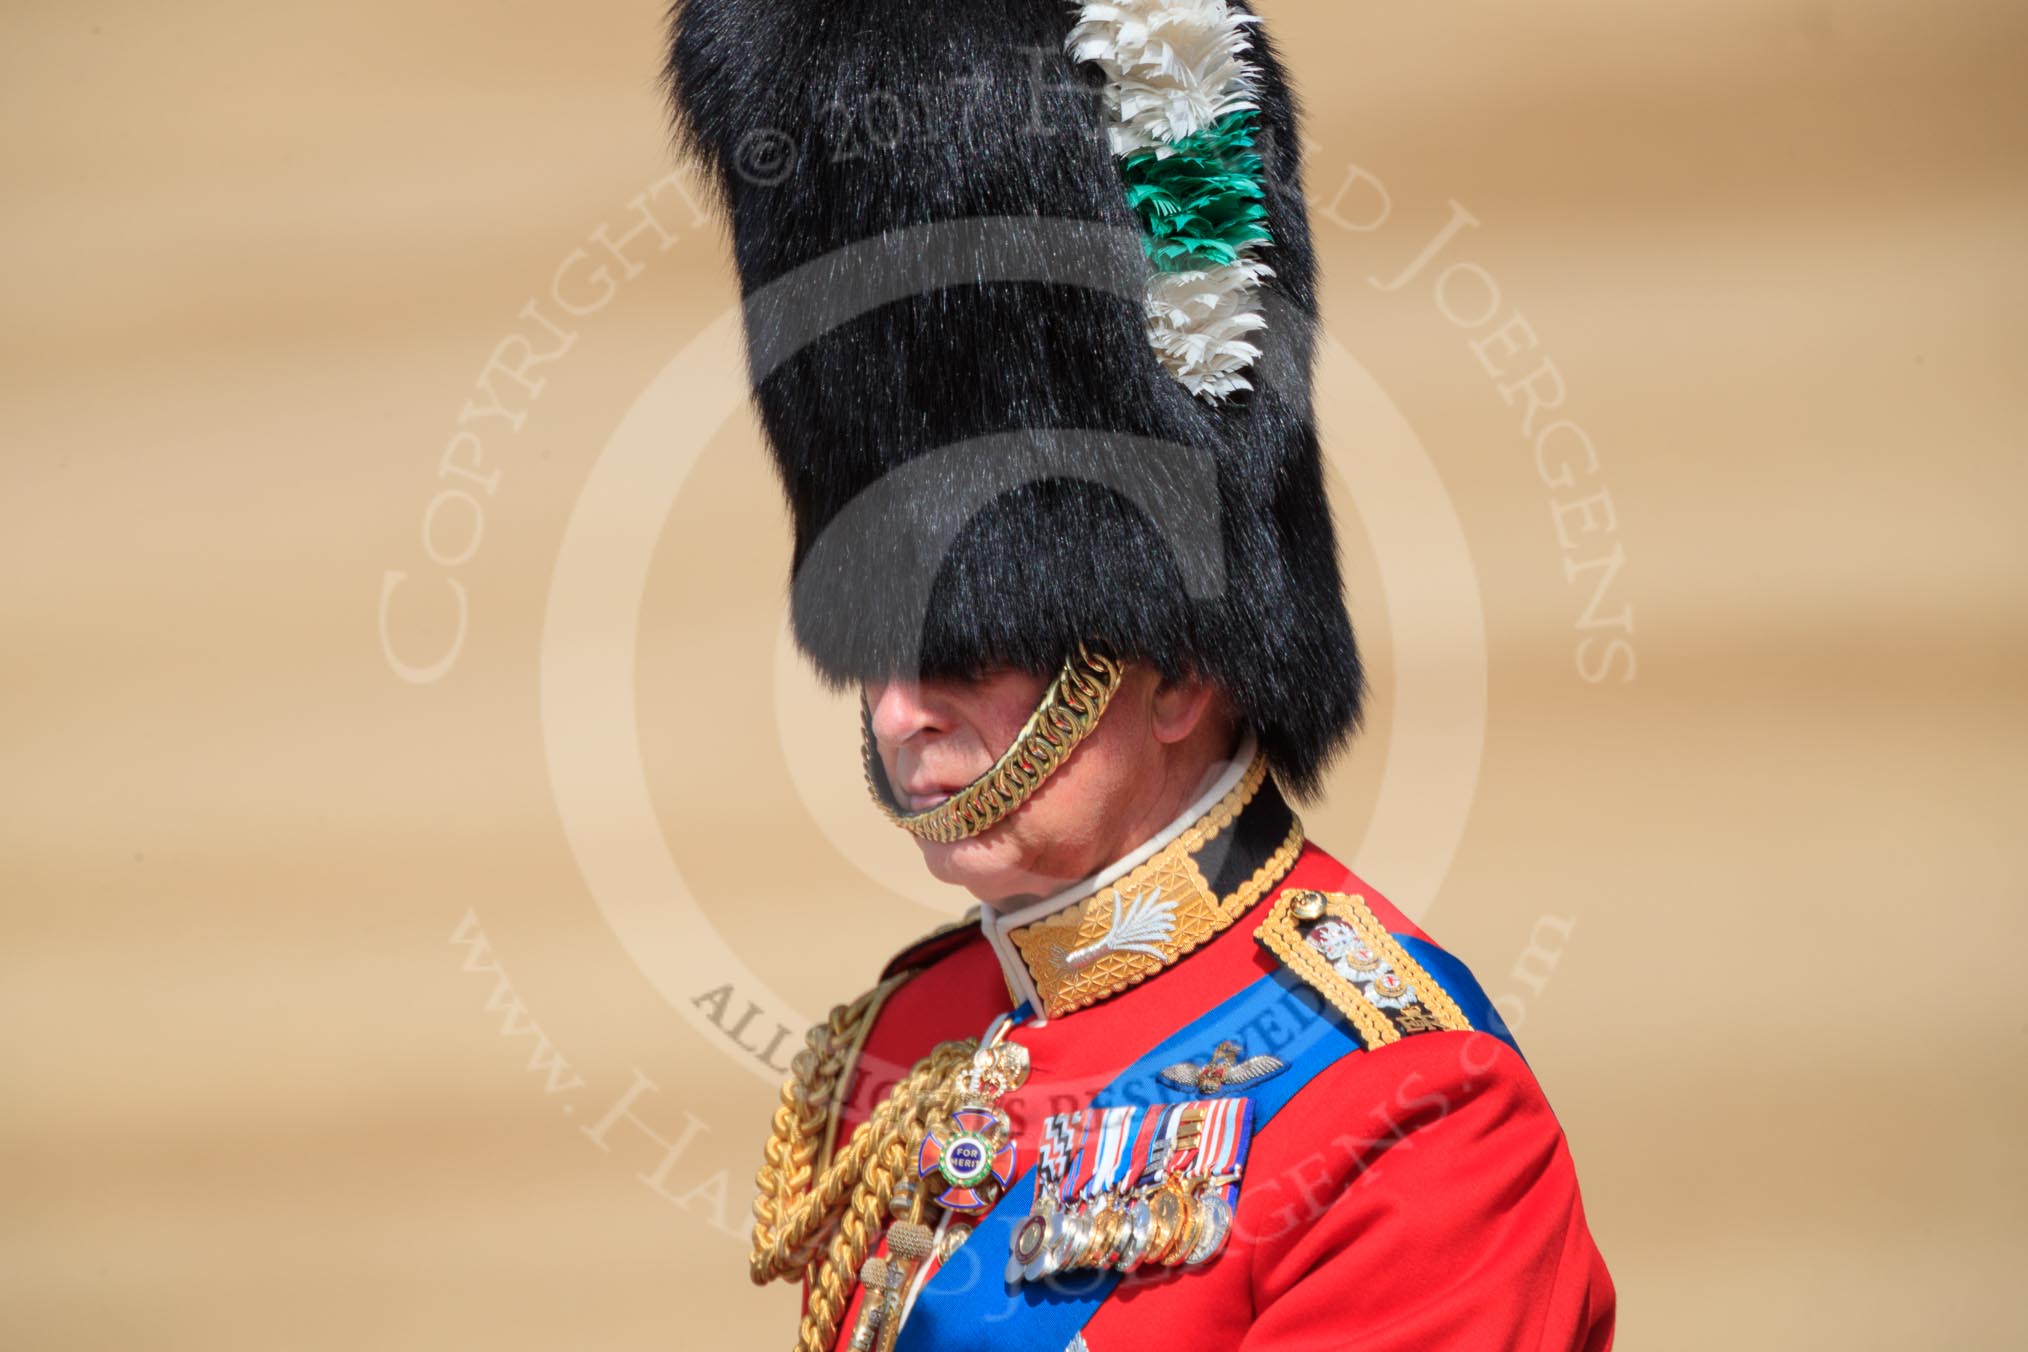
<box><xmin>863</xmin><ymin>664</ymin><xmax>1222</xmax><ymax>908</ymax></box>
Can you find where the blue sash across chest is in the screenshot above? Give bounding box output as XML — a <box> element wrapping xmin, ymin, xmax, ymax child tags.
<box><xmin>894</xmin><ymin>932</ymin><xmax>1516</xmax><ymax>1352</ymax></box>
<box><xmin>893</xmin><ymin>967</ymin><xmax>1353</xmax><ymax>1352</ymax></box>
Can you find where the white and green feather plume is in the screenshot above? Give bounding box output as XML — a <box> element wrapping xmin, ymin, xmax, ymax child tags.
<box><xmin>1067</xmin><ymin>0</ymin><xmax>1274</xmax><ymax>403</ymax></box>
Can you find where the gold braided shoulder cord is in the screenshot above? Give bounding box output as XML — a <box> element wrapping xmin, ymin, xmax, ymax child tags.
<box><xmin>753</xmin><ymin>911</ymin><xmax>979</xmax><ymax>1252</ymax></box>
<box><xmin>865</xmin><ymin>644</ymin><xmax>1124</xmax><ymax>844</ymax></box>
<box><xmin>749</xmin><ymin>972</ymin><xmax>912</xmax><ymax>1276</ymax></box>
<box><xmin>751</xmin><ymin>1038</ymin><xmax>979</xmax><ymax>1352</ymax></box>
<box><xmin>813</xmin><ymin>977</ymin><xmax>897</xmax><ymax>1180</ymax></box>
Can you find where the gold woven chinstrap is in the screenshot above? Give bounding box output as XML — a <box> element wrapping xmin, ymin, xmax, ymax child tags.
<box><xmin>749</xmin><ymin>1001</ymin><xmax>978</xmax><ymax>1352</ymax></box>
<box><xmin>864</xmin><ymin>644</ymin><xmax>1123</xmax><ymax>844</ymax></box>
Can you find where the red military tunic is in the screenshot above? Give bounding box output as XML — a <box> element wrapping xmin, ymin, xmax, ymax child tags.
<box><xmin>823</xmin><ymin>756</ymin><xmax>1615</xmax><ymax>1350</ymax></box>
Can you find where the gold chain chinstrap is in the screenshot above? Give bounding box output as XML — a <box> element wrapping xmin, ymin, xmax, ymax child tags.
<box><xmin>864</xmin><ymin>644</ymin><xmax>1124</xmax><ymax>844</ymax></box>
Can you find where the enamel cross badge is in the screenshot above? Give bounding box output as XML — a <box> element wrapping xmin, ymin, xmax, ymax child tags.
<box><xmin>918</xmin><ymin>1106</ymin><xmax>1017</xmax><ymax>1213</ymax></box>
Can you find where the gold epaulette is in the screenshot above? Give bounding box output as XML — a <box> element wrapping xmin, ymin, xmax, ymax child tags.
<box><xmin>1254</xmin><ymin>889</ymin><xmax>1475</xmax><ymax>1048</ymax></box>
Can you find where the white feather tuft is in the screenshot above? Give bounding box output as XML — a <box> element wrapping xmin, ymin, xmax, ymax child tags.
<box><xmin>1144</xmin><ymin>260</ymin><xmax>1274</xmax><ymax>404</ymax></box>
<box><xmin>1068</xmin><ymin>0</ymin><xmax>1262</xmax><ymax>151</ymax></box>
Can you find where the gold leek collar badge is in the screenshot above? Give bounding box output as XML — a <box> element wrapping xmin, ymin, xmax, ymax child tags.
<box><xmin>1009</xmin><ymin>754</ymin><xmax>1302</xmax><ymax>1019</ymax></box>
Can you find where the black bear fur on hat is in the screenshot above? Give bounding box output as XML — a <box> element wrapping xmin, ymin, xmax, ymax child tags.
<box><xmin>665</xmin><ymin>0</ymin><xmax>1363</xmax><ymax>796</ymax></box>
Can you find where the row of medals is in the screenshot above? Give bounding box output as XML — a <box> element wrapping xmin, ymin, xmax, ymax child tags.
<box><xmin>1006</xmin><ymin>1172</ymin><xmax>1236</xmax><ymax>1283</ymax></box>
<box><xmin>907</xmin><ymin>1042</ymin><xmax>1238</xmax><ymax>1288</ymax></box>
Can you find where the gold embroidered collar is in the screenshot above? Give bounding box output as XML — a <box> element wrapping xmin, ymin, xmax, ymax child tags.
<box><xmin>979</xmin><ymin>737</ymin><xmax>1303</xmax><ymax>1022</ymax></box>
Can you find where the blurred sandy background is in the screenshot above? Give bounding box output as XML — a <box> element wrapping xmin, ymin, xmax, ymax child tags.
<box><xmin>5</xmin><ymin>1</ymin><xmax>2025</xmax><ymax>1347</ymax></box>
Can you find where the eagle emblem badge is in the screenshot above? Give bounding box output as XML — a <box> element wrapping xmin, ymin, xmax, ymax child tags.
<box><xmin>1157</xmin><ymin>1039</ymin><xmax>1287</xmax><ymax>1095</ymax></box>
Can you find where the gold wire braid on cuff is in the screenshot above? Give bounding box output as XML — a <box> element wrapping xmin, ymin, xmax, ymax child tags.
<box><xmin>863</xmin><ymin>644</ymin><xmax>1125</xmax><ymax>844</ymax></box>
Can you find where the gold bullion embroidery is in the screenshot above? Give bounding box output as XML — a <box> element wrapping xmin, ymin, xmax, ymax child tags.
<box><xmin>1253</xmin><ymin>889</ymin><xmax>1475</xmax><ymax>1046</ymax></box>
<box><xmin>1009</xmin><ymin>755</ymin><xmax>1303</xmax><ymax>1018</ymax></box>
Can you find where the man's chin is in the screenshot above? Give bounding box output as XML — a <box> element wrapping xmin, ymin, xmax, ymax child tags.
<box><xmin>915</xmin><ymin>835</ymin><xmax>1057</xmax><ymax>909</ymax></box>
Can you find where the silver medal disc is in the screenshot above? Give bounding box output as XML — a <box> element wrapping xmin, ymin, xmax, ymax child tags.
<box><xmin>1020</xmin><ymin>1208</ymin><xmax>1062</xmax><ymax>1282</ymax></box>
<box><xmin>1035</xmin><ymin>1208</ymin><xmax>1087</xmax><ymax>1279</ymax></box>
<box><xmin>1185</xmin><ymin>1193</ymin><xmax>1233</xmax><ymax>1265</ymax></box>
<box><xmin>1114</xmin><ymin>1197</ymin><xmax>1156</xmax><ymax>1273</ymax></box>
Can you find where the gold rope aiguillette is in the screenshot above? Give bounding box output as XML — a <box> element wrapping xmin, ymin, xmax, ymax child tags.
<box><xmin>749</xmin><ymin>1025</ymin><xmax>1029</xmax><ymax>1352</ymax></box>
<box><xmin>863</xmin><ymin>644</ymin><xmax>1124</xmax><ymax>843</ymax></box>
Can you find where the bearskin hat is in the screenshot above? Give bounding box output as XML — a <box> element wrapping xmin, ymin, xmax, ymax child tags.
<box><xmin>665</xmin><ymin>0</ymin><xmax>1363</xmax><ymax>795</ymax></box>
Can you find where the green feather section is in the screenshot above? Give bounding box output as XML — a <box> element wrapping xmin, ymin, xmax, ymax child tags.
<box><xmin>1118</xmin><ymin>111</ymin><xmax>1272</xmax><ymax>272</ymax></box>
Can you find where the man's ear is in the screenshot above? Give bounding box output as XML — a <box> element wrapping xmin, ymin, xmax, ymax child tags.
<box><xmin>1148</xmin><ymin>673</ymin><xmax>1221</xmax><ymax>745</ymax></box>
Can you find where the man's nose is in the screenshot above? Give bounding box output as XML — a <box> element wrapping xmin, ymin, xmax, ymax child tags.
<box><xmin>866</xmin><ymin>679</ymin><xmax>950</xmax><ymax>747</ymax></box>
